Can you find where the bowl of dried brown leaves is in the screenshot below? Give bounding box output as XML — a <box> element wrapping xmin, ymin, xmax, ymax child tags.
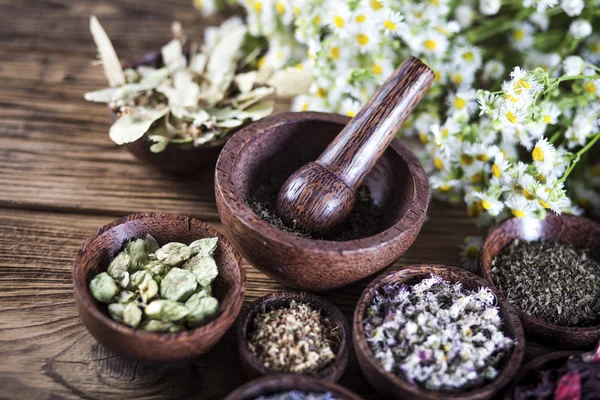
<box><xmin>85</xmin><ymin>16</ymin><xmax>309</xmax><ymax>174</ymax></box>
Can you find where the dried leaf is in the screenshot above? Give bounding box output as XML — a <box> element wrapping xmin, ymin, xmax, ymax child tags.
<box><xmin>241</xmin><ymin>100</ymin><xmax>274</xmax><ymax>121</ymax></box>
<box><xmin>189</xmin><ymin>52</ymin><xmax>207</xmax><ymax>73</ymax></box>
<box><xmin>267</xmin><ymin>67</ymin><xmax>313</xmax><ymax>98</ymax></box>
<box><xmin>215</xmin><ymin>119</ymin><xmax>244</xmax><ymax>128</ymax></box>
<box><xmin>182</xmin><ymin>255</ymin><xmax>218</xmax><ymax>287</ymax></box>
<box><xmin>189</xmin><ymin>237</ymin><xmax>218</xmax><ymax>256</ymax></box>
<box><xmin>145</xmin><ymin>299</ymin><xmax>190</xmax><ymax>322</ymax></box>
<box><xmin>235</xmin><ymin>71</ymin><xmax>257</xmax><ymax>94</ymax></box>
<box><xmin>109</xmin><ymin>107</ymin><xmax>169</xmax><ymax>145</ymax></box>
<box><xmin>233</xmin><ymin>87</ymin><xmax>274</xmax><ymax>110</ymax></box>
<box><xmin>90</xmin><ymin>16</ymin><xmax>125</xmax><ymax>87</ymax></box>
<box><xmin>161</xmin><ymin>39</ymin><xmax>185</xmax><ymax>71</ymax></box>
<box><xmin>148</xmin><ymin>135</ymin><xmax>169</xmax><ymax>153</ymax></box>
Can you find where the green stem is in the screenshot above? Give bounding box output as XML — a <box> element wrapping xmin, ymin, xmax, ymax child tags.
<box><xmin>559</xmin><ymin>132</ymin><xmax>600</xmax><ymax>183</ymax></box>
<box><xmin>549</xmin><ymin>131</ymin><xmax>562</xmax><ymax>145</ymax></box>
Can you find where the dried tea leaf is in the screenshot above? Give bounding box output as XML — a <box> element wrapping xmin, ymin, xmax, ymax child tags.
<box><xmin>138</xmin><ymin>319</ymin><xmax>176</xmax><ymax>333</ymax></box>
<box><xmin>170</xmin><ymin>107</ymin><xmax>210</xmax><ymax>123</ymax></box>
<box><xmin>215</xmin><ymin>119</ymin><xmax>244</xmax><ymax>128</ymax></box>
<box><xmin>117</xmin><ymin>290</ymin><xmax>136</xmax><ymax>304</ymax></box>
<box><xmin>189</xmin><ymin>237</ymin><xmax>218</xmax><ymax>256</ymax></box>
<box><xmin>123</xmin><ymin>302</ymin><xmax>143</xmax><ymax>328</ymax></box>
<box><xmin>233</xmin><ymin>87</ymin><xmax>275</xmax><ymax>110</ymax></box>
<box><xmin>144</xmin><ymin>260</ymin><xmax>169</xmax><ymax>282</ymax></box>
<box><xmin>109</xmin><ymin>107</ymin><xmax>169</xmax><ymax>145</ymax></box>
<box><xmin>158</xmin><ymin>70</ymin><xmax>200</xmax><ymax>108</ymax></box>
<box><xmin>155</xmin><ymin>242</ymin><xmax>193</xmax><ymax>266</ymax></box>
<box><xmin>194</xmin><ymin>132</ymin><xmax>216</xmax><ymax>146</ymax></box>
<box><xmin>126</xmin><ymin>238</ymin><xmax>151</xmax><ymax>271</ymax></box>
<box><xmin>145</xmin><ymin>299</ymin><xmax>190</xmax><ymax>322</ymax></box>
<box><xmin>184</xmin><ymin>289</ymin><xmax>211</xmax><ymax>310</ymax></box>
<box><xmin>189</xmin><ymin>52</ymin><xmax>207</xmax><ymax>73</ymax></box>
<box><xmin>182</xmin><ymin>255</ymin><xmax>218</xmax><ymax>287</ymax></box>
<box><xmin>240</xmin><ymin>100</ymin><xmax>274</xmax><ymax>121</ymax></box>
<box><xmin>127</xmin><ymin>270</ymin><xmax>150</xmax><ymax>291</ymax></box>
<box><xmin>89</xmin><ymin>16</ymin><xmax>124</xmax><ymax>87</ymax></box>
<box><xmin>160</xmin><ymin>267</ymin><xmax>197</xmax><ymax>302</ymax></box>
<box><xmin>161</xmin><ymin>39</ymin><xmax>185</xmax><ymax>72</ymax></box>
<box><xmin>107</xmin><ymin>252</ymin><xmax>130</xmax><ymax>284</ymax></box>
<box><xmin>89</xmin><ymin>272</ymin><xmax>118</xmax><ymax>303</ymax></box>
<box><xmin>148</xmin><ymin>135</ymin><xmax>169</xmax><ymax>153</ymax></box>
<box><xmin>267</xmin><ymin>67</ymin><xmax>312</xmax><ymax>98</ymax></box>
<box><xmin>186</xmin><ymin>296</ymin><xmax>219</xmax><ymax>328</ymax></box>
<box><xmin>108</xmin><ymin>303</ymin><xmax>125</xmax><ymax>323</ymax></box>
<box><xmin>235</xmin><ymin>71</ymin><xmax>257</xmax><ymax>94</ymax></box>
<box><xmin>139</xmin><ymin>274</ymin><xmax>159</xmax><ymax>304</ymax></box>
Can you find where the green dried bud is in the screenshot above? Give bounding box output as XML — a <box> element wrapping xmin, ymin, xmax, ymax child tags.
<box><xmin>117</xmin><ymin>290</ymin><xmax>136</xmax><ymax>304</ymax></box>
<box><xmin>126</xmin><ymin>238</ymin><xmax>150</xmax><ymax>271</ymax></box>
<box><xmin>184</xmin><ymin>289</ymin><xmax>211</xmax><ymax>310</ymax></box>
<box><xmin>183</xmin><ymin>255</ymin><xmax>218</xmax><ymax>287</ymax></box>
<box><xmin>189</xmin><ymin>237</ymin><xmax>218</xmax><ymax>257</ymax></box>
<box><xmin>155</xmin><ymin>242</ymin><xmax>193</xmax><ymax>266</ymax></box>
<box><xmin>138</xmin><ymin>319</ymin><xmax>176</xmax><ymax>333</ymax></box>
<box><xmin>108</xmin><ymin>302</ymin><xmax>125</xmax><ymax>323</ymax></box>
<box><xmin>127</xmin><ymin>270</ymin><xmax>150</xmax><ymax>291</ymax></box>
<box><xmin>144</xmin><ymin>299</ymin><xmax>190</xmax><ymax>322</ymax></box>
<box><xmin>89</xmin><ymin>272</ymin><xmax>118</xmax><ymax>303</ymax></box>
<box><xmin>139</xmin><ymin>274</ymin><xmax>159</xmax><ymax>304</ymax></box>
<box><xmin>107</xmin><ymin>252</ymin><xmax>131</xmax><ymax>287</ymax></box>
<box><xmin>186</xmin><ymin>296</ymin><xmax>219</xmax><ymax>328</ymax></box>
<box><xmin>123</xmin><ymin>303</ymin><xmax>142</xmax><ymax>328</ymax></box>
<box><xmin>160</xmin><ymin>267</ymin><xmax>197</xmax><ymax>302</ymax></box>
<box><xmin>144</xmin><ymin>260</ymin><xmax>169</xmax><ymax>282</ymax></box>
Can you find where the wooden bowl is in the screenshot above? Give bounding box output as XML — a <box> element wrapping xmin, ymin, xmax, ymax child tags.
<box><xmin>479</xmin><ymin>213</ymin><xmax>600</xmax><ymax>349</ymax></box>
<box><xmin>352</xmin><ymin>264</ymin><xmax>525</xmax><ymax>400</ymax></box>
<box><xmin>215</xmin><ymin>112</ymin><xmax>430</xmax><ymax>291</ymax></box>
<box><xmin>72</xmin><ymin>212</ymin><xmax>246</xmax><ymax>363</ymax></box>
<box><xmin>504</xmin><ymin>351</ymin><xmax>583</xmax><ymax>400</ymax></box>
<box><xmin>109</xmin><ymin>51</ymin><xmax>231</xmax><ymax>175</ymax></box>
<box><xmin>237</xmin><ymin>291</ymin><xmax>350</xmax><ymax>381</ymax></box>
<box><xmin>224</xmin><ymin>374</ymin><xmax>364</xmax><ymax>400</ymax></box>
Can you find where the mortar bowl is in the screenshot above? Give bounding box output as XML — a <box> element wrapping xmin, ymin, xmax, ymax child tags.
<box><xmin>215</xmin><ymin>112</ymin><xmax>429</xmax><ymax>291</ymax></box>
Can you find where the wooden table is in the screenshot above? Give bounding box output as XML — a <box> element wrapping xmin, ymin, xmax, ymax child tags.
<box><xmin>0</xmin><ymin>1</ymin><xmax>554</xmax><ymax>398</ymax></box>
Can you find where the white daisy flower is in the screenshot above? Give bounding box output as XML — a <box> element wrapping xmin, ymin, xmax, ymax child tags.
<box><xmin>480</xmin><ymin>0</ymin><xmax>501</xmax><ymax>16</ymax></box>
<box><xmin>569</xmin><ymin>19</ymin><xmax>592</xmax><ymax>40</ymax></box>
<box><xmin>563</xmin><ymin>55</ymin><xmax>585</xmax><ymax>76</ymax></box>
<box><xmin>561</xmin><ymin>0</ymin><xmax>585</xmax><ymax>16</ymax></box>
<box><xmin>482</xmin><ymin>60</ymin><xmax>505</xmax><ymax>82</ymax></box>
<box><xmin>511</xmin><ymin>22</ymin><xmax>535</xmax><ymax>51</ymax></box>
<box><xmin>474</xmin><ymin>191</ymin><xmax>505</xmax><ymax>217</ymax></box>
<box><xmin>505</xmin><ymin>194</ymin><xmax>535</xmax><ymax>218</ymax></box>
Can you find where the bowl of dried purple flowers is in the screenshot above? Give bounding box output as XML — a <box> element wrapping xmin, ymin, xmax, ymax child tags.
<box><xmin>85</xmin><ymin>17</ymin><xmax>308</xmax><ymax>175</ymax></box>
<box><xmin>224</xmin><ymin>374</ymin><xmax>363</xmax><ymax>400</ymax></box>
<box><xmin>352</xmin><ymin>264</ymin><xmax>525</xmax><ymax>400</ymax></box>
<box><xmin>479</xmin><ymin>213</ymin><xmax>600</xmax><ymax>349</ymax></box>
<box><xmin>237</xmin><ymin>291</ymin><xmax>350</xmax><ymax>382</ymax></box>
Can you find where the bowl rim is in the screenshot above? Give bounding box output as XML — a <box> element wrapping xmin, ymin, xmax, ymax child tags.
<box><xmin>504</xmin><ymin>350</ymin><xmax>584</xmax><ymax>400</ymax></box>
<box><xmin>72</xmin><ymin>212</ymin><xmax>247</xmax><ymax>341</ymax></box>
<box><xmin>224</xmin><ymin>373</ymin><xmax>364</xmax><ymax>400</ymax></box>
<box><xmin>237</xmin><ymin>290</ymin><xmax>350</xmax><ymax>381</ymax></box>
<box><xmin>352</xmin><ymin>264</ymin><xmax>525</xmax><ymax>399</ymax></box>
<box><xmin>214</xmin><ymin>111</ymin><xmax>430</xmax><ymax>253</ymax></box>
<box><xmin>479</xmin><ymin>213</ymin><xmax>600</xmax><ymax>335</ymax></box>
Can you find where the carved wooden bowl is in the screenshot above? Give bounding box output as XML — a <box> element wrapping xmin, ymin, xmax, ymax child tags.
<box><xmin>215</xmin><ymin>112</ymin><xmax>430</xmax><ymax>291</ymax></box>
<box><xmin>352</xmin><ymin>264</ymin><xmax>525</xmax><ymax>400</ymax></box>
<box><xmin>224</xmin><ymin>374</ymin><xmax>363</xmax><ymax>400</ymax></box>
<box><xmin>479</xmin><ymin>213</ymin><xmax>600</xmax><ymax>349</ymax></box>
<box><xmin>237</xmin><ymin>291</ymin><xmax>350</xmax><ymax>381</ymax></box>
<box><xmin>72</xmin><ymin>213</ymin><xmax>246</xmax><ymax>362</ymax></box>
<box><xmin>504</xmin><ymin>351</ymin><xmax>583</xmax><ymax>400</ymax></box>
<box><xmin>109</xmin><ymin>52</ymin><xmax>231</xmax><ymax>175</ymax></box>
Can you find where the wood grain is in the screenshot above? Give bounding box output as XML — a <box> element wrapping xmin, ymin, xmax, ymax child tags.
<box><xmin>0</xmin><ymin>1</ymin><xmax>558</xmax><ymax>398</ymax></box>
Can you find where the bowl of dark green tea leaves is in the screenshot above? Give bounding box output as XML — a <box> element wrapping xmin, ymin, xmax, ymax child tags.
<box><xmin>73</xmin><ymin>213</ymin><xmax>246</xmax><ymax>363</ymax></box>
<box><xmin>480</xmin><ymin>213</ymin><xmax>600</xmax><ymax>349</ymax></box>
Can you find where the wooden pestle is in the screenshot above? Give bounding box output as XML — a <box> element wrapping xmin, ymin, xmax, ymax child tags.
<box><xmin>275</xmin><ymin>56</ymin><xmax>434</xmax><ymax>237</ymax></box>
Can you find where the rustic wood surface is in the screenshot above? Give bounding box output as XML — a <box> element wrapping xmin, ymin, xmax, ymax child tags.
<box><xmin>0</xmin><ymin>1</ymin><xmax>555</xmax><ymax>399</ymax></box>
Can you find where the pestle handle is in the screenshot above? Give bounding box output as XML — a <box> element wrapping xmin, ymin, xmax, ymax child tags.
<box><xmin>317</xmin><ymin>57</ymin><xmax>434</xmax><ymax>189</ymax></box>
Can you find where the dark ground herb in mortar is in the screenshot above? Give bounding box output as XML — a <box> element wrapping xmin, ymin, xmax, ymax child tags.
<box><xmin>248</xmin><ymin>179</ymin><xmax>383</xmax><ymax>240</ymax></box>
<box><xmin>492</xmin><ymin>239</ymin><xmax>600</xmax><ymax>327</ymax></box>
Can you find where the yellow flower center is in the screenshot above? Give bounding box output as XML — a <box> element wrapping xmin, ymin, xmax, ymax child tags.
<box><xmin>513</xmin><ymin>29</ymin><xmax>524</xmax><ymax>41</ymax></box>
<box><xmin>419</xmin><ymin>132</ymin><xmax>430</xmax><ymax>144</ymax></box>
<box><xmin>454</xmin><ymin>97</ymin><xmax>466</xmax><ymax>110</ymax></box>
<box><xmin>505</xmin><ymin>111</ymin><xmax>517</xmax><ymax>124</ymax></box>
<box><xmin>372</xmin><ymin>64</ymin><xmax>382</xmax><ymax>75</ymax></box>
<box><xmin>257</xmin><ymin>56</ymin><xmax>266</xmax><ymax>68</ymax></box>
<box><xmin>466</xmin><ymin>246</ymin><xmax>479</xmax><ymax>260</ymax></box>
<box><xmin>463</xmin><ymin>52</ymin><xmax>474</xmax><ymax>62</ymax></box>
<box><xmin>355</xmin><ymin>14</ymin><xmax>366</xmax><ymax>23</ymax></box>
<box><xmin>512</xmin><ymin>209</ymin><xmax>526</xmax><ymax>218</ymax></box>
<box><xmin>276</xmin><ymin>1</ymin><xmax>285</xmax><ymax>14</ymax></box>
<box><xmin>194</xmin><ymin>0</ymin><xmax>203</xmax><ymax>8</ymax></box>
<box><xmin>253</xmin><ymin>1</ymin><xmax>262</xmax><ymax>12</ymax></box>
<box><xmin>523</xmin><ymin>189</ymin><xmax>535</xmax><ymax>200</ymax></box>
<box><xmin>532</xmin><ymin>147</ymin><xmax>544</xmax><ymax>161</ymax></box>
<box><xmin>295</xmin><ymin>63</ymin><xmax>303</xmax><ymax>69</ymax></box>
<box><xmin>316</xmin><ymin>88</ymin><xmax>327</xmax><ymax>98</ymax></box>
<box><xmin>294</xmin><ymin>5</ymin><xmax>300</xmax><ymax>13</ymax></box>
<box><xmin>424</xmin><ymin>39</ymin><xmax>437</xmax><ymax>50</ymax></box>
<box><xmin>543</xmin><ymin>115</ymin><xmax>552</xmax><ymax>123</ymax></box>
<box><xmin>476</xmin><ymin>154</ymin><xmax>489</xmax><ymax>162</ymax></box>
<box><xmin>471</xmin><ymin>174</ymin><xmax>481</xmax><ymax>184</ymax></box>
<box><xmin>384</xmin><ymin>20</ymin><xmax>397</xmax><ymax>31</ymax></box>
<box><xmin>585</xmin><ymin>81</ymin><xmax>596</xmax><ymax>94</ymax></box>
<box><xmin>538</xmin><ymin>199</ymin><xmax>550</xmax><ymax>209</ymax></box>
<box><xmin>330</xmin><ymin>47</ymin><xmax>340</xmax><ymax>59</ymax></box>
<box><xmin>357</xmin><ymin>34</ymin><xmax>369</xmax><ymax>46</ymax></box>
<box><xmin>313</xmin><ymin>16</ymin><xmax>321</xmax><ymax>25</ymax></box>
<box><xmin>301</xmin><ymin>103</ymin><xmax>309</xmax><ymax>111</ymax></box>
<box><xmin>452</xmin><ymin>74</ymin><xmax>463</xmax><ymax>84</ymax></box>
<box><xmin>481</xmin><ymin>200</ymin><xmax>492</xmax><ymax>210</ymax></box>
<box><xmin>346</xmin><ymin>111</ymin><xmax>356</xmax><ymax>117</ymax></box>
<box><xmin>492</xmin><ymin>164</ymin><xmax>502</xmax><ymax>177</ymax></box>
<box><xmin>334</xmin><ymin>15</ymin><xmax>344</xmax><ymax>28</ymax></box>
<box><xmin>434</xmin><ymin>157</ymin><xmax>444</xmax><ymax>170</ymax></box>
<box><xmin>441</xmin><ymin>128</ymin><xmax>449</xmax><ymax>138</ymax></box>
<box><xmin>460</xmin><ymin>154</ymin><xmax>474</xmax><ymax>166</ymax></box>
<box><xmin>434</xmin><ymin>71</ymin><xmax>441</xmax><ymax>82</ymax></box>
<box><xmin>579</xmin><ymin>198</ymin><xmax>591</xmax><ymax>208</ymax></box>
<box><xmin>371</xmin><ymin>0</ymin><xmax>383</xmax><ymax>10</ymax></box>
<box><xmin>439</xmin><ymin>184</ymin><xmax>451</xmax><ymax>193</ymax></box>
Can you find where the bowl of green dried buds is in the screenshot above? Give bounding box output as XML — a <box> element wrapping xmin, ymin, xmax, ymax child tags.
<box><xmin>73</xmin><ymin>212</ymin><xmax>246</xmax><ymax>362</ymax></box>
